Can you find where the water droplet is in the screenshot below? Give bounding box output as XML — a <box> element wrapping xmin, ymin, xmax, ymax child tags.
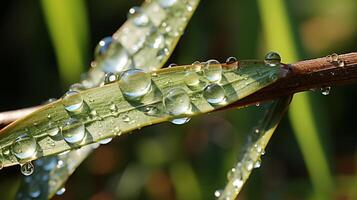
<box><xmin>99</xmin><ymin>137</ymin><xmax>113</xmax><ymax>145</ymax></box>
<box><xmin>255</xmin><ymin>102</ymin><xmax>260</xmax><ymax>107</ymax></box>
<box><xmin>157</xmin><ymin>47</ymin><xmax>169</xmax><ymax>60</ymax></box>
<box><xmin>128</xmin><ymin>7</ymin><xmax>150</xmax><ymax>27</ymax></box>
<box><xmin>171</xmin><ymin>117</ymin><xmax>191</xmax><ymax>125</ymax></box>
<box><xmin>56</xmin><ymin>187</ymin><xmax>66</xmax><ymax>196</ymax></box>
<box><xmin>227</xmin><ymin>167</ymin><xmax>236</xmax><ymax>180</ymax></box>
<box><xmin>62</xmin><ymin>91</ymin><xmax>84</xmax><ymax>113</ymax></box>
<box><xmin>28</xmin><ymin>182</ymin><xmax>41</xmax><ymax>198</ymax></box>
<box><xmin>118</xmin><ymin>69</ymin><xmax>152</xmax><ymax>99</ymax></box>
<box><xmin>254</xmin><ymin>159</ymin><xmax>261</xmax><ymax>168</ymax></box>
<box><xmin>143</xmin><ymin>105</ymin><xmax>159</xmax><ymax>116</ymax></box>
<box><xmin>21</xmin><ymin>162</ymin><xmax>34</xmax><ymax>176</ymax></box>
<box><xmin>184</xmin><ymin>71</ymin><xmax>200</xmax><ymax>87</ymax></box>
<box><xmin>122</xmin><ymin>114</ymin><xmax>131</xmax><ymax>123</ymax></box>
<box><xmin>264</xmin><ymin>52</ymin><xmax>281</xmax><ymax>67</ymax></box>
<box><xmin>12</xmin><ymin>134</ymin><xmax>37</xmax><ymax>160</ymax></box>
<box><xmin>320</xmin><ymin>86</ymin><xmax>331</xmax><ymax>96</ymax></box>
<box><xmin>95</xmin><ymin>36</ymin><xmax>112</xmax><ymax>59</ymax></box>
<box><xmin>204</xmin><ymin>59</ymin><xmax>222</xmax><ymax>82</ymax></box>
<box><xmin>48</xmin><ymin>126</ymin><xmax>60</xmax><ymax>137</ymax></box>
<box><xmin>245</xmin><ymin>160</ymin><xmax>253</xmax><ymax>171</ymax></box>
<box><xmin>157</xmin><ymin>0</ymin><xmax>177</xmax><ymax>8</ymax></box>
<box><xmin>203</xmin><ymin>84</ymin><xmax>226</xmax><ymax>105</ymax></box>
<box><xmin>338</xmin><ymin>60</ymin><xmax>345</xmax><ymax>67</ymax></box>
<box><xmin>146</xmin><ymin>33</ymin><xmax>165</xmax><ymax>49</ymax></box>
<box><xmin>214</xmin><ymin>189</ymin><xmax>222</xmax><ymax>198</ymax></box>
<box><xmin>104</xmin><ymin>72</ymin><xmax>117</xmax><ymax>84</ymax></box>
<box><xmin>101</xmin><ymin>42</ymin><xmax>131</xmax><ymax>73</ymax></box>
<box><xmin>232</xmin><ymin>178</ymin><xmax>243</xmax><ymax>189</ymax></box>
<box><xmin>163</xmin><ymin>88</ymin><xmax>191</xmax><ymax>115</ymax></box>
<box><xmin>254</xmin><ymin>128</ymin><xmax>260</xmax><ymax>134</ymax></box>
<box><xmin>61</xmin><ymin>118</ymin><xmax>85</xmax><ymax>144</ymax></box>
<box><xmin>226</xmin><ymin>56</ymin><xmax>237</xmax><ymax>64</ymax></box>
<box><xmin>168</xmin><ymin>63</ymin><xmax>177</xmax><ymax>68</ymax></box>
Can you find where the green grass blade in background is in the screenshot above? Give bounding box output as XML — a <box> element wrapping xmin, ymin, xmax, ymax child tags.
<box><xmin>257</xmin><ymin>0</ymin><xmax>334</xmax><ymax>198</ymax></box>
<box><xmin>40</xmin><ymin>0</ymin><xmax>89</xmax><ymax>87</ymax></box>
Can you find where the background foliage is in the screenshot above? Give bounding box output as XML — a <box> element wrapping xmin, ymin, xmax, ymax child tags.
<box><xmin>0</xmin><ymin>0</ymin><xmax>356</xmax><ymax>199</ymax></box>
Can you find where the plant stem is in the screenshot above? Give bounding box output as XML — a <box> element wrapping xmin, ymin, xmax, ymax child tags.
<box><xmin>1</xmin><ymin>52</ymin><xmax>356</xmax><ymax>128</ymax></box>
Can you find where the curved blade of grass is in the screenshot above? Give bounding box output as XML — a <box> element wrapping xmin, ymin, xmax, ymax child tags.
<box><xmin>258</xmin><ymin>0</ymin><xmax>334</xmax><ymax>198</ymax></box>
<box><xmin>218</xmin><ymin>96</ymin><xmax>291</xmax><ymax>200</ymax></box>
<box><xmin>0</xmin><ymin>61</ymin><xmax>285</xmax><ymax>168</ymax></box>
<box><xmin>40</xmin><ymin>0</ymin><xmax>89</xmax><ymax>86</ymax></box>
<box><xmin>15</xmin><ymin>0</ymin><xmax>201</xmax><ymax>199</ymax></box>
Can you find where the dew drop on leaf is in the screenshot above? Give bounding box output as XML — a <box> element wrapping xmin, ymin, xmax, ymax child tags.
<box><xmin>264</xmin><ymin>52</ymin><xmax>281</xmax><ymax>67</ymax></box>
<box><xmin>156</xmin><ymin>0</ymin><xmax>177</xmax><ymax>8</ymax></box>
<box><xmin>226</xmin><ymin>56</ymin><xmax>237</xmax><ymax>64</ymax></box>
<box><xmin>171</xmin><ymin>117</ymin><xmax>191</xmax><ymax>125</ymax></box>
<box><xmin>320</xmin><ymin>86</ymin><xmax>331</xmax><ymax>96</ymax></box>
<box><xmin>203</xmin><ymin>84</ymin><xmax>226</xmax><ymax>105</ymax></box>
<box><xmin>128</xmin><ymin>6</ymin><xmax>150</xmax><ymax>27</ymax></box>
<box><xmin>99</xmin><ymin>137</ymin><xmax>113</xmax><ymax>145</ymax></box>
<box><xmin>62</xmin><ymin>91</ymin><xmax>84</xmax><ymax>113</ymax></box>
<box><xmin>104</xmin><ymin>72</ymin><xmax>118</xmax><ymax>84</ymax></box>
<box><xmin>21</xmin><ymin>161</ymin><xmax>34</xmax><ymax>176</ymax></box>
<box><xmin>204</xmin><ymin>59</ymin><xmax>222</xmax><ymax>82</ymax></box>
<box><xmin>119</xmin><ymin>69</ymin><xmax>152</xmax><ymax>99</ymax></box>
<box><xmin>12</xmin><ymin>134</ymin><xmax>37</xmax><ymax>160</ymax></box>
<box><xmin>95</xmin><ymin>36</ymin><xmax>112</xmax><ymax>59</ymax></box>
<box><xmin>184</xmin><ymin>71</ymin><xmax>200</xmax><ymax>87</ymax></box>
<box><xmin>163</xmin><ymin>88</ymin><xmax>191</xmax><ymax>115</ymax></box>
<box><xmin>56</xmin><ymin>187</ymin><xmax>66</xmax><ymax>196</ymax></box>
<box><xmin>61</xmin><ymin>118</ymin><xmax>86</xmax><ymax>144</ymax></box>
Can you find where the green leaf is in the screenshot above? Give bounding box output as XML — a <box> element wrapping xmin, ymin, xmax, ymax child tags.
<box><xmin>0</xmin><ymin>61</ymin><xmax>283</xmax><ymax>168</ymax></box>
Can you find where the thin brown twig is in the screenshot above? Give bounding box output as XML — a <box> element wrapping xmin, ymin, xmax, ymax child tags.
<box><xmin>1</xmin><ymin>52</ymin><xmax>356</xmax><ymax>129</ymax></box>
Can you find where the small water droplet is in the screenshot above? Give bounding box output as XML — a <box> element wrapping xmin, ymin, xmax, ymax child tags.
<box><xmin>163</xmin><ymin>88</ymin><xmax>191</xmax><ymax>115</ymax></box>
<box><xmin>157</xmin><ymin>47</ymin><xmax>169</xmax><ymax>60</ymax></box>
<box><xmin>204</xmin><ymin>59</ymin><xmax>222</xmax><ymax>82</ymax></box>
<box><xmin>146</xmin><ymin>32</ymin><xmax>165</xmax><ymax>49</ymax></box>
<box><xmin>122</xmin><ymin>114</ymin><xmax>131</xmax><ymax>123</ymax></box>
<box><xmin>214</xmin><ymin>189</ymin><xmax>222</xmax><ymax>198</ymax></box>
<box><xmin>255</xmin><ymin>102</ymin><xmax>260</xmax><ymax>107</ymax></box>
<box><xmin>338</xmin><ymin>60</ymin><xmax>345</xmax><ymax>67</ymax></box>
<box><xmin>232</xmin><ymin>178</ymin><xmax>243</xmax><ymax>189</ymax></box>
<box><xmin>56</xmin><ymin>187</ymin><xmax>66</xmax><ymax>196</ymax></box>
<box><xmin>101</xmin><ymin>42</ymin><xmax>131</xmax><ymax>73</ymax></box>
<box><xmin>95</xmin><ymin>36</ymin><xmax>112</xmax><ymax>59</ymax></box>
<box><xmin>203</xmin><ymin>84</ymin><xmax>226</xmax><ymax>105</ymax></box>
<box><xmin>171</xmin><ymin>117</ymin><xmax>191</xmax><ymax>125</ymax></box>
<box><xmin>62</xmin><ymin>91</ymin><xmax>84</xmax><ymax>113</ymax></box>
<box><xmin>12</xmin><ymin>134</ymin><xmax>37</xmax><ymax>160</ymax></box>
<box><xmin>99</xmin><ymin>137</ymin><xmax>113</xmax><ymax>145</ymax></box>
<box><xmin>227</xmin><ymin>167</ymin><xmax>236</xmax><ymax>180</ymax></box>
<box><xmin>320</xmin><ymin>86</ymin><xmax>331</xmax><ymax>96</ymax></box>
<box><xmin>118</xmin><ymin>69</ymin><xmax>152</xmax><ymax>99</ymax></box>
<box><xmin>264</xmin><ymin>52</ymin><xmax>281</xmax><ymax>67</ymax></box>
<box><xmin>168</xmin><ymin>63</ymin><xmax>177</xmax><ymax>68</ymax></box>
<box><xmin>254</xmin><ymin>159</ymin><xmax>261</xmax><ymax>168</ymax></box>
<box><xmin>226</xmin><ymin>56</ymin><xmax>237</xmax><ymax>64</ymax></box>
<box><xmin>61</xmin><ymin>118</ymin><xmax>85</xmax><ymax>144</ymax></box>
<box><xmin>143</xmin><ymin>105</ymin><xmax>159</xmax><ymax>116</ymax></box>
<box><xmin>104</xmin><ymin>72</ymin><xmax>118</xmax><ymax>84</ymax></box>
<box><xmin>28</xmin><ymin>182</ymin><xmax>41</xmax><ymax>198</ymax></box>
<box><xmin>128</xmin><ymin>7</ymin><xmax>150</xmax><ymax>27</ymax></box>
<box><xmin>57</xmin><ymin>160</ymin><xmax>64</xmax><ymax>168</ymax></box>
<box><xmin>245</xmin><ymin>160</ymin><xmax>253</xmax><ymax>171</ymax></box>
<box><xmin>21</xmin><ymin>161</ymin><xmax>34</xmax><ymax>176</ymax></box>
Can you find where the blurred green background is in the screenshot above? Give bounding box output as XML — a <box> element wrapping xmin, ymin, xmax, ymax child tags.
<box><xmin>0</xmin><ymin>0</ymin><xmax>356</xmax><ymax>199</ymax></box>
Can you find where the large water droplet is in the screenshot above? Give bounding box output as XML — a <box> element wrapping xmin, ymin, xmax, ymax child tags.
<box><xmin>264</xmin><ymin>52</ymin><xmax>281</xmax><ymax>67</ymax></box>
<box><xmin>321</xmin><ymin>86</ymin><xmax>331</xmax><ymax>96</ymax></box>
<box><xmin>171</xmin><ymin>117</ymin><xmax>191</xmax><ymax>125</ymax></box>
<box><xmin>12</xmin><ymin>134</ymin><xmax>37</xmax><ymax>160</ymax></box>
<box><xmin>21</xmin><ymin>162</ymin><xmax>34</xmax><ymax>176</ymax></box>
<box><xmin>156</xmin><ymin>0</ymin><xmax>177</xmax><ymax>8</ymax></box>
<box><xmin>204</xmin><ymin>59</ymin><xmax>222</xmax><ymax>82</ymax></box>
<box><xmin>95</xmin><ymin>36</ymin><xmax>112</xmax><ymax>59</ymax></box>
<box><xmin>232</xmin><ymin>178</ymin><xmax>243</xmax><ymax>189</ymax></box>
<box><xmin>62</xmin><ymin>91</ymin><xmax>84</xmax><ymax>113</ymax></box>
<box><xmin>203</xmin><ymin>84</ymin><xmax>226</xmax><ymax>105</ymax></box>
<box><xmin>184</xmin><ymin>71</ymin><xmax>200</xmax><ymax>87</ymax></box>
<box><xmin>163</xmin><ymin>88</ymin><xmax>191</xmax><ymax>115</ymax></box>
<box><xmin>128</xmin><ymin>7</ymin><xmax>150</xmax><ymax>27</ymax></box>
<box><xmin>56</xmin><ymin>187</ymin><xmax>66</xmax><ymax>196</ymax></box>
<box><xmin>61</xmin><ymin>118</ymin><xmax>85</xmax><ymax>144</ymax></box>
<box><xmin>119</xmin><ymin>69</ymin><xmax>152</xmax><ymax>99</ymax></box>
<box><xmin>101</xmin><ymin>42</ymin><xmax>131</xmax><ymax>73</ymax></box>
